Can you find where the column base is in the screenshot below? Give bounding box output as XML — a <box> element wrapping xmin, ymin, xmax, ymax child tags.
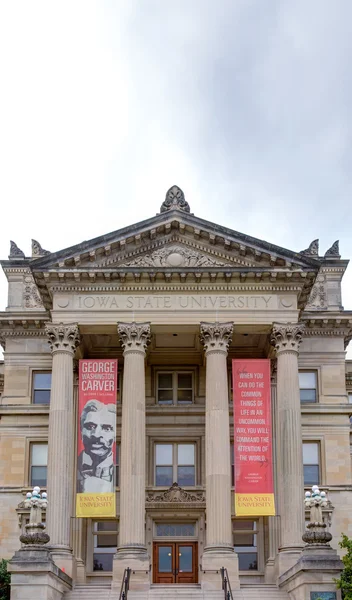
<box><xmin>201</xmin><ymin>546</ymin><xmax>240</xmax><ymax>591</ymax></box>
<box><xmin>112</xmin><ymin>547</ymin><xmax>150</xmax><ymax>593</ymax></box>
<box><xmin>278</xmin><ymin>544</ymin><xmax>343</xmax><ymax>600</ymax></box>
<box><xmin>49</xmin><ymin>546</ymin><xmax>74</xmax><ymax>578</ymax></box>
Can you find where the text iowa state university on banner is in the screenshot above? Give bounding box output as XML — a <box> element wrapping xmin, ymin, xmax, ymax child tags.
<box><xmin>232</xmin><ymin>359</ymin><xmax>275</xmax><ymax>516</ymax></box>
<box><xmin>76</xmin><ymin>359</ymin><xmax>118</xmax><ymax>518</ymax></box>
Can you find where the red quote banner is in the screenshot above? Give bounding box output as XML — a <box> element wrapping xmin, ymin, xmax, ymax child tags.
<box><xmin>232</xmin><ymin>358</ymin><xmax>275</xmax><ymax>516</ymax></box>
<box><xmin>76</xmin><ymin>359</ymin><xmax>118</xmax><ymax>518</ymax></box>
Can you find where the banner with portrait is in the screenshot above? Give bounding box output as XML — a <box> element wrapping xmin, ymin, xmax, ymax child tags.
<box><xmin>76</xmin><ymin>359</ymin><xmax>118</xmax><ymax>518</ymax></box>
<box><xmin>232</xmin><ymin>358</ymin><xmax>275</xmax><ymax>516</ymax></box>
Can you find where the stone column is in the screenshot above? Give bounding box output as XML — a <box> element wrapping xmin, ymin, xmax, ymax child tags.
<box><xmin>200</xmin><ymin>322</ymin><xmax>239</xmax><ymax>591</ymax></box>
<box><xmin>45</xmin><ymin>322</ymin><xmax>80</xmax><ymax>575</ymax></box>
<box><xmin>113</xmin><ymin>322</ymin><xmax>151</xmax><ymax>592</ymax></box>
<box><xmin>271</xmin><ymin>322</ymin><xmax>305</xmax><ymax>576</ymax></box>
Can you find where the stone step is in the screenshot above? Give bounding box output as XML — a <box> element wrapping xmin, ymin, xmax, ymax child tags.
<box><xmin>64</xmin><ymin>584</ymin><xmax>113</xmax><ymax>599</ymax></box>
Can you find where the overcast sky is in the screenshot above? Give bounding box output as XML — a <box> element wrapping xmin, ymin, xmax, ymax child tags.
<box><xmin>0</xmin><ymin>1</ymin><xmax>351</xmax><ymax>357</ymax></box>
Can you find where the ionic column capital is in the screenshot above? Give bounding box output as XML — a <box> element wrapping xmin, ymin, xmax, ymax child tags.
<box><xmin>117</xmin><ymin>321</ymin><xmax>151</xmax><ymax>355</ymax></box>
<box><xmin>200</xmin><ymin>321</ymin><xmax>233</xmax><ymax>355</ymax></box>
<box><xmin>45</xmin><ymin>322</ymin><xmax>80</xmax><ymax>355</ymax></box>
<box><xmin>271</xmin><ymin>322</ymin><xmax>305</xmax><ymax>355</ymax></box>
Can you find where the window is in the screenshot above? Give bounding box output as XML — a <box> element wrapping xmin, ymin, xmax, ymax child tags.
<box><xmin>233</xmin><ymin>520</ymin><xmax>258</xmax><ymax>571</ymax></box>
<box><xmin>155</xmin><ymin>523</ymin><xmax>196</xmax><ymax>537</ymax></box>
<box><xmin>157</xmin><ymin>372</ymin><xmax>193</xmax><ymax>405</ymax></box>
<box><xmin>155</xmin><ymin>443</ymin><xmax>195</xmax><ymax>486</ymax></box>
<box><xmin>299</xmin><ymin>372</ymin><xmax>317</xmax><ymax>403</ymax></box>
<box><xmin>30</xmin><ymin>443</ymin><xmax>48</xmax><ymax>486</ymax></box>
<box><xmin>32</xmin><ymin>372</ymin><xmax>52</xmax><ymax>404</ymax></box>
<box><xmin>92</xmin><ymin>521</ymin><xmax>118</xmax><ymax>572</ymax></box>
<box><xmin>303</xmin><ymin>442</ymin><xmax>320</xmax><ymax>485</ymax></box>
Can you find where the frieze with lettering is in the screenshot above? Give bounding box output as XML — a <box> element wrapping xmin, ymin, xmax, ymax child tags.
<box><xmin>54</xmin><ymin>293</ymin><xmax>296</xmax><ymax>312</ymax></box>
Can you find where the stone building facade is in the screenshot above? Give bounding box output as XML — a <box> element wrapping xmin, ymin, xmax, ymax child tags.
<box><xmin>0</xmin><ymin>186</ymin><xmax>351</xmax><ymax>597</ymax></box>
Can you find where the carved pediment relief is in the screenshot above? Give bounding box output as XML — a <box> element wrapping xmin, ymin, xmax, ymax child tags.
<box><xmin>146</xmin><ymin>483</ymin><xmax>205</xmax><ymax>504</ymax></box>
<box><xmin>118</xmin><ymin>245</ymin><xmax>232</xmax><ymax>269</ymax></box>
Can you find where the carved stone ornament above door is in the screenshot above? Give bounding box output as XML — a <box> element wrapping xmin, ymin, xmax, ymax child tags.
<box><xmin>146</xmin><ymin>483</ymin><xmax>205</xmax><ymax>504</ymax></box>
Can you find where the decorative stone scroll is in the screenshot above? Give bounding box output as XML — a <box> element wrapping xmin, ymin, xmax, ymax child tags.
<box><xmin>31</xmin><ymin>239</ymin><xmax>50</xmax><ymax>258</ymax></box>
<box><xmin>324</xmin><ymin>240</ymin><xmax>340</xmax><ymax>258</ymax></box>
<box><xmin>301</xmin><ymin>239</ymin><xmax>319</xmax><ymax>256</ymax></box>
<box><xmin>270</xmin><ymin>322</ymin><xmax>305</xmax><ymax>354</ymax></box>
<box><xmin>9</xmin><ymin>241</ymin><xmax>25</xmax><ymax>259</ymax></box>
<box><xmin>23</xmin><ymin>270</ymin><xmax>44</xmax><ymax>309</ymax></box>
<box><xmin>305</xmin><ymin>272</ymin><xmax>327</xmax><ymax>310</ymax></box>
<box><xmin>160</xmin><ymin>185</ymin><xmax>190</xmax><ymax>213</ymax></box>
<box><xmin>146</xmin><ymin>483</ymin><xmax>205</xmax><ymax>504</ymax></box>
<box><xmin>119</xmin><ymin>245</ymin><xmax>230</xmax><ymax>268</ymax></box>
<box><xmin>45</xmin><ymin>322</ymin><xmax>80</xmax><ymax>354</ymax></box>
<box><xmin>200</xmin><ymin>321</ymin><xmax>233</xmax><ymax>354</ymax></box>
<box><xmin>117</xmin><ymin>321</ymin><xmax>151</xmax><ymax>354</ymax></box>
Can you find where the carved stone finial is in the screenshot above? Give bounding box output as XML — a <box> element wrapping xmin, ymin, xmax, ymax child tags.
<box><xmin>45</xmin><ymin>322</ymin><xmax>80</xmax><ymax>354</ymax></box>
<box><xmin>117</xmin><ymin>322</ymin><xmax>151</xmax><ymax>354</ymax></box>
<box><xmin>9</xmin><ymin>241</ymin><xmax>25</xmax><ymax>259</ymax></box>
<box><xmin>20</xmin><ymin>487</ymin><xmax>50</xmax><ymax>547</ymax></box>
<box><xmin>302</xmin><ymin>485</ymin><xmax>332</xmax><ymax>546</ymax></box>
<box><xmin>301</xmin><ymin>239</ymin><xmax>319</xmax><ymax>256</ymax></box>
<box><xmin>160</xmin><ymin>185</ymin><xmax>190</xmax><ymax>213</ymax></box>
<box><xmin>200</xmin><ymin>322</ymin><xmax>233</xmax><ymax>354</ymax></box>
<box><xmin>31</xmin><ymin>239</ymin><xmax>50</xmax><ymax>258</ymax></box>
<box><xmin>324</xmin><ymin>240</ymin><xmax>340</xmax><ymax>258</ymax></box>
<box><xmin>271</xmin><ymin>322</ymin><xmax>305</xmax><ymax>354</ymax></box>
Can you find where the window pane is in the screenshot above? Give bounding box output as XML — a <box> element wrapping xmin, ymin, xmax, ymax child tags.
<box><xmin>234</xmin><ymin>532</ymin><xmax>256</xmax><ymax>546</ymax></box>
<box><xmin>177</xmin><ymin>390</ymin><xmax>193</xmax><ymax>404</ymax></box>
<box><xmin>233</xmin><ymin>520</ymin><xmax>257</xmax><ymax>531</ymax></box>
<box><xmin>237</xmin><ymin>552</ymin><xmax>258</xmax><ymax>571</ymax></box>
<box><xmin>178</xmin><ymin>546</ymin><xmax>193</xmax><ymax>572</ymax></box>
<box><xmin>96</xmin><ymin>521</ymin><xmax>118</xmax><ymax>532</ymax></box>
<box><xmin>31</xmin><ymin>466</ymin><xmax>47</xmax><ymax>486</ymax></box>
<box><xmin>304</xmin><ymin>465</ymin><xmax>320</xmax><ymax>485</ymax></box>
<box><xmin>158</xmin><ymin>374</ymin><xmax>173</xmax><ymax>388</ymax></box>
<box><xmin>33</xmin><ymin>390</ymin><xmax>51</xmax><ymax>404</ymax></box>
<box><xmin>31</xmin><ymin>444</ymin><xmax>48</xmax><ymax>466</ymax></box>
<box><xmin>96</xmin><ymin>534</ymin><xmax>118</xmax><ymax>547</ymax></box>
<box><xmin>178</xmin><ymin>374</ymin><xmax>192</xmax><ymax>389</ymax></box>
<box><xmin>178</xmin><ymin>445</ymin><xmax>194</xmax><ymax>465</ymax></box>
<box><xmin>156</xmin><ymin>444</ymin><xmax>173</xmax><ymax>465</ymax></box>
<box><xmin>348</xmin><ymin>394</ymin><xmax>352</xmax><ymax>404</ymax></box>
<box><xmin>300</xmin><ymin>389</ymin><xmax>317</xmax><ymax>403</ymax></box>
<box><xmin>299</xmin><ymin>372</ymin><xmax>316</xmax><ymax>390</ymax></box>
<box><xmin>156</xmin><ymin>524</ymin><xmax>195</xmax><ymax>536</ymax></box>
<box><xmin>177</xmin><ymin>466</ymin><xmax>195</xmax><ymax>486</ymax></box>
<box><xmin>158</xmin><ymin>390</ymin><xmax>173</xmax><ymax>404</ymax></box>
<box><xmin>158</xmin><ymin>546</ymin><xmax>173</xmax><ymax>572</ymax></box>
<box><xmin>156</xmin><ymin>466</ymin><xmax>173</xmax><ymax>486</ymax></box>
<box><xmin>34</xmin><ymin>373</ymin><xmax>52</xmax><ymax>389</ymax></box>
<box><xmin>303</xmin><ymin>443</ymin><xmax>319</xmax><ymax>464</ymax></box>
<box><xmin>93</xmin><ymin>553</ymin><xmax>113</xmax><ymax>571</ymax></box>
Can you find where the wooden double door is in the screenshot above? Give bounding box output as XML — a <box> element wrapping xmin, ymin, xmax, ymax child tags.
<box><xmin>153</xmin><ymin>542</ymin><xmax>198</xmax><ymax>584</ymax></box>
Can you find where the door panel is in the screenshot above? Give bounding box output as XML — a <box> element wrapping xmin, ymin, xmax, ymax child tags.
<box><xmin>153</xmin><ymin>542</ymin><xmax>198</xmax><ymax>584</ymax></box>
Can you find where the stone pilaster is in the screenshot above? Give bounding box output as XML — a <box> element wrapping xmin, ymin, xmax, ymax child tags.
<box><xmin>113</xmin><ymin>322</ymin><xmax>151</xmax><ymax>592</ymax></box>
<box><xmin>45</xmin><ymin>323</ymin><xmax>80</xmax><ymax>575</ymax></box>
<box><xmin>200</xmin><ymin>322</ymin><xmax>239</xmax><ymax>591</ymax></box>
<box><xmin>271</xmin><ymin>322</ymin><xmax>305</xmax><ymax>576</ymax></box>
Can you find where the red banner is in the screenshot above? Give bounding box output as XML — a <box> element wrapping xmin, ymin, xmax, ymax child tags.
<box><xmin>232</xmin><ymin>359</ymin><xmax>275</xmax><ymax>516</ymax></box>
<box><xmin>76</xmin><ymin>359</ymin><xmax>118</xmax><ymax>517</ymax></box>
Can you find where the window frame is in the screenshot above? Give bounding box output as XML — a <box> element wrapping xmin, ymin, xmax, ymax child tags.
<box><xmin>154</xmin><ymin>442</ymin><xmax>197</xmax><ymax>487</ymax></box>
<box><xmin>232</xmin><ymin>518</ymin><xmax>264</xmax><ymax>573</ymax></box>
<box><xmin>87</xmin><ymin>519</ymin><xmax>119</xmax><ymax>574</ymax></box>
<box><xmin>302</xmin><ymin>441</ymin><xmax>321</xmax><ymax>486</ymax></box>
<box><xmin>31</xmin><ymin>371</ymin><xmax>52</xmax><ymax>405</ymax></box>
<box><xmin>29</xmin><ymin>441</ymin><xmax>48</xmax><ymax>488</ymax></box>
<box><xmin>156</xmin><ymin>370</ymin><xmax>195</xmax><ymax>406</ymax></box>
<box><xmin>299</xmin><ymin>370</ymin><xmax>318</xmax><ymax>404</ymax></box>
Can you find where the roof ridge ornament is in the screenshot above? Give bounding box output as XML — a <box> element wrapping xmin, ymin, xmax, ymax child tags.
<box><xmin>9</xmin><ymin>241</ymin><xmax>25</xmax><ymax>259</ymax></box>
<box><xmin>324</xmin><ymin>240</ymin><xmax>340</xmax><ymax>258</ymax></box>
<box><xmin>160</xmin><ymin>185</ymin><xmax>190</xmax><ymax>213</ymax></box>
<box><xmin>32</xmin><ymin>239</ymin><xmax>51</xmax><ymax>258</ymax></box>
<box><xmin>301</xmin><ymin>239</ymin><xmax>319</xmax><ymax>256</ymax></box>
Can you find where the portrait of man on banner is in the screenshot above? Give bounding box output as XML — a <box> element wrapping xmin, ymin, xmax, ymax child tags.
<box><xmin>77</xmin><ymin>398</ymin><xmax>116</xmax><ymax>493</ymax></box>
